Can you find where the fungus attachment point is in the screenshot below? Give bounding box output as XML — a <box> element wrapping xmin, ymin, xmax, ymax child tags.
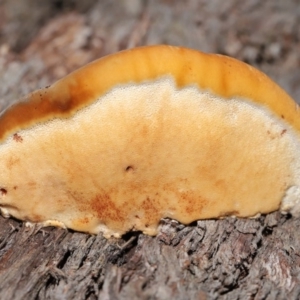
<box><xmin>0</xmin><ymin>45</ymin><xmax>300</xmax><ymax>238</ymax></box>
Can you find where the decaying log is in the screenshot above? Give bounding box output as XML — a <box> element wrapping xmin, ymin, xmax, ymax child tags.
<box><xmin>0</xmin><ymin>214</ymin><xmax>300</xmax><ymax>299</ymax></box>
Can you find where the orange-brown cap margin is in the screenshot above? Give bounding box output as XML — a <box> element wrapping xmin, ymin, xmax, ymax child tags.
<box><xmin>0</xmin><ymin>45</ymin><xmax>299</xmax><ymax>142</ymax></box>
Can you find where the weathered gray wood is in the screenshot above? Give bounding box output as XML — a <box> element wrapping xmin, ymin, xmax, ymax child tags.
<box><xmin>1</xmin><ymin>1</ymin><xmax>300</xmax><ymax>299</ymax></box>
<box><xmin>0</xmin><ymin>214</ymin><xmax>300</xmax><ymax>299</ymax></box>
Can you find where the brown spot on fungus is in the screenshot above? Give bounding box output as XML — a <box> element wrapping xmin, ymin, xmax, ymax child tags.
<box><xmin>0</xmin><ymin>188</ymin><xmax>7</xmax><ymax>196</ymax></box>
<box><xmin>90</xmin><ymin>193</ymin><xmax>125</xmax><ymax>224</ymax></box>
<box><xmin>13</xmin><ymin>133</ymin><xmax>23</xmax><ymax>143</ymax></box>
<box><xmin>125</xmin><ymin>165</ymin><xmax>134</xmax><ymax>172</ymax></box>
<box><xmin>0</xmin><ymin>45</ymin><xmax>299</xmax><ymax>238</ymax></box>
<box><xmin>281</xmin><ymin>129</ymin><xmax>287</xmax><ymax>136</ymax></box>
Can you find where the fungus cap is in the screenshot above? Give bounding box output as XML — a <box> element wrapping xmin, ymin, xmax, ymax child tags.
<box><xmin>0</xmin><ymin>45</ymin><xmax>300</xmax><ymax>238</ymax></box>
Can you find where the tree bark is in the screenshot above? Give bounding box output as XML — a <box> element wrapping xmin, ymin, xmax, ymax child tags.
<box><xmin>0</xmin><ymin>1</ymin><xmax>300</xmax><ymax>299</ymax></box>
<box><xmin>1</xmin><ymin>214</ymin><xmax>300</xmax><ymax>299</ymax></box>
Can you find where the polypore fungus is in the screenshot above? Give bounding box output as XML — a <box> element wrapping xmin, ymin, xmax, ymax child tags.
<box><xmin>0</xmin><ymin>45</ymin><xmax>300</xmax><ymax>238</ymax></box>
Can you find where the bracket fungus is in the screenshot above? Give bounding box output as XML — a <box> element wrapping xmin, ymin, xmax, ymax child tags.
<box><xmin>0</xmin><ymin>45</ymin><xmax>300</xmax><ymax>238</ymax></box>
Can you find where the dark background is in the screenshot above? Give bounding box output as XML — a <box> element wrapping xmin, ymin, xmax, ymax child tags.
<box><xmin>1</xmin><ymin>0</ymin><xmax>300</xmax><ymax>107</ymax></box>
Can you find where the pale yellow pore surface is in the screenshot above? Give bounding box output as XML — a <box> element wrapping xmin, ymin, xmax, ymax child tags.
<box><xmin>0</xmin><ymin>78</ymin><xmax>300</xmax><ymax>238</ymax></box>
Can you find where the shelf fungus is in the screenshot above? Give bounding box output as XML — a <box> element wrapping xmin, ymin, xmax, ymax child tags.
<box><xmin>0</xmin><ymin>45</ymin><xmax>300</xmax><ymax>238</ymax></box>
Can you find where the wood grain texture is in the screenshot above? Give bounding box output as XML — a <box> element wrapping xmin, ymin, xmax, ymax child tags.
<box><xmin>0</xmin><ymin>214</ymin><xmax>300</xmax><ymax>299</ymax></box>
